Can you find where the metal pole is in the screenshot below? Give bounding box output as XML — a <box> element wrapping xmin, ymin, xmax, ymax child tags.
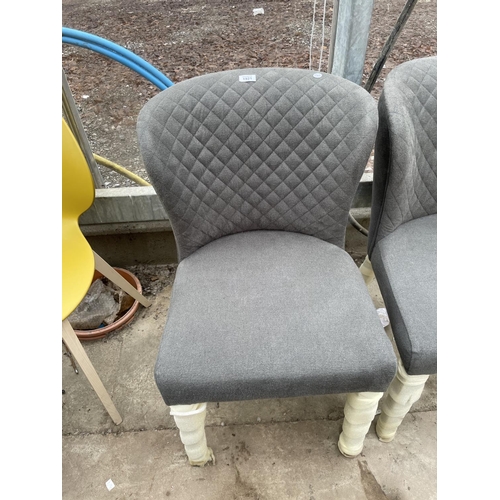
<box><xmin>329</xmin><ymin>0</ymin><xmax>375</xmax><ymax>84</ymax></box>
<box><xmin>62</xmin><ymin>68</ymin><xmax>105</xmax><ymax>188</ymax></box>
<box><xmin>327</xmin><ymin>0</ymin><xmax>340</xmax><ymax>74</ymax></box>
<box><xmin>364</xmin><ymin>0</ymin><xmax>419</xmax><ymax>93</ymax></box>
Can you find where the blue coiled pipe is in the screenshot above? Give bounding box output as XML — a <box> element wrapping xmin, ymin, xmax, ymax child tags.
<box><xmin>62</xmin><ymin>27</ymin><xmax>174</xmax><ymax>90</ymax></box>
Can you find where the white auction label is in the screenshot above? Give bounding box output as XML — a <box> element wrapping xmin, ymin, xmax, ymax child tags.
<box><xmin>239</xmin><ymin>75</ymin><xmax>257</xmax><ymax>82</ymax></box>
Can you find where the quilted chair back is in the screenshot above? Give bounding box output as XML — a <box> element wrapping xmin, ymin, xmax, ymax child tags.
<box><xmin>137</xmin><ymin>68</ymin><xmax>377</xmax><ymax>261</ymax></box>
<box><xmin>368</xmin><ymin>56</ymin><xmax>437</xmax><ymax>256</ymax></box>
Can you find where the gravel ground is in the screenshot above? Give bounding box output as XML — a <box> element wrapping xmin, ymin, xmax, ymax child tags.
<box><xmin>62</xmin><ymin>0</ymin><xmax>437</xmax><ymax>188</ymax></box>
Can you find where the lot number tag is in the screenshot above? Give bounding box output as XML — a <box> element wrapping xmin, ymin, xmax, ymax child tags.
<box><xmin>239</xmin><ymin>75</ymin><xmax>257</xmax><ymax>83</ymax></box>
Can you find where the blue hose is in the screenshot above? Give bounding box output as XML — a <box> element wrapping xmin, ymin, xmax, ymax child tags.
<box><xmin>62</xmin><ymin>27</ymin><xmax>174</xmax><ymax>89</ymax></box>
<box><xmin>63</xmin><ymin>36</ymin><xmax>168</xmax><ymax>90</ymax></box>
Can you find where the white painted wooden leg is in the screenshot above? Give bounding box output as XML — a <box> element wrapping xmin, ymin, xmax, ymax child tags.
<box><xmin>93</xmin><ymin>251</ymin><xmax>153</xmax><ymax>307</ymax></box>
<box><xmin>62</xmin><ymin>319</ymin><xmax>122</xmax><ymax>425</ymax></box>
<box><xmin>170</xmin><ymin>403</ymin><xmax>215</xmax><ymax>466</ymax></box>
<box><xmin>338</xmin><ymin>391</ymin><xmax>384</xmax><ymax>458</ymax></box>
<box><xmin>376</xmin><ymin>361</ymin><xmax>429</xmax><ymax>442</ymax></box>
<box><xmin>359</xmin><ymin>255</ymin><xmax>375</xmax><ymax>285</ymax></box>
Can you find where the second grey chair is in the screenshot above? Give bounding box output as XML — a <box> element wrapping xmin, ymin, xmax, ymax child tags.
<box><xmin>137</xmin><ymin>67</ymin><xmax>397</xmax><ymax>465</ymax></box>
<box><xmin>362</xmin><ymin>56</ymin><xmax>437</xmax><ymax>442</ymax></box>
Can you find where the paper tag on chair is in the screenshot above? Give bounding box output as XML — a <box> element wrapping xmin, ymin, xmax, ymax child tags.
<box><xmin>239</xmin><ymin>75</ymin><xmax>256</xmax><ymax>83</ymax></box>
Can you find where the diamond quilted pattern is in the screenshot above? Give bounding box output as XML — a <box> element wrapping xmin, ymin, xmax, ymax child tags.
<box><xmin>137</xmin><ymin>68</ymin><xmax>378</xmax><ymax>260</ymax></box>
<box><xmin>368</xmin><ymin>57</ymin><xmax>437</xmax><ymax>255</ymax></box>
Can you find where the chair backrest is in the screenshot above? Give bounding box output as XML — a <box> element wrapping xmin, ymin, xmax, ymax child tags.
<box><xmin>62</xmin><ymin>118</ymin><xmax>95</xmax><ymax>220</ymax></box>
<box><xmin>368</xmin><ymin>56</ymin><xmax>437</xmax><ymax>256</ymax></box>
<box><xmin>62</xmin><ymin>118</ymin><xmax>96</xmax><ymax>320</ymax></box>
<box><xmin>137</xmin><ymin>67</ymin><xmax>378</xmax><ymax>261</ymax></box>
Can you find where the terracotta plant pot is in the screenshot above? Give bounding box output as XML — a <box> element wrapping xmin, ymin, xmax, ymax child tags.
<box><xmin>75</xmin><ymin>267</ymin><xmax>143</xmax><ymax>341</ymax></box>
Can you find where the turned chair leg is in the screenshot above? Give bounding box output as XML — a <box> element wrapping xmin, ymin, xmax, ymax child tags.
<box><xmin>359</xmin><ymin>255</ymin><xmax>375</xmax><ymax>285</ymax></box>
<box><xmin>376</xmin><ymin>361</ymin><xmax>430</xmax><ymax>442</ymax></box>
<box><xmin>170</xmin><ymin>403</ymin><xmax>215</xmax><ymax>466</ymax></box>
<box><xmin>338</xmin><ymin>391</ymin><xmax>384</xmax><ymax>458</ymax></box>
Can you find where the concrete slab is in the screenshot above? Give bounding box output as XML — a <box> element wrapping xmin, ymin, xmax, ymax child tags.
<box><xmin>62</xmin><ymin>258</ymin><xmax>437</xmax><ymax>499</ymax></box>
<box><xmin>63</xmin><ymin>412</ymin><xmax>436</xmax><ymax>500</ymax></box>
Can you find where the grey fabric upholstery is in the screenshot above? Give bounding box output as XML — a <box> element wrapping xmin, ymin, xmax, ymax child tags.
<box><xmin>137</xmin><ymin>67</ymin><xmax>397</xmax><ymax>407</ymax></box>
<box><xmin>155</xmin><ymin>231</ymin><xmax>397</xmax><ymax>406</ymax></box>
<box><xmin>371</xmin><ymin>215</ymin><xmax>437</xmax><ymax>375</ymax></box>
<box><xmin>368</xmin><ymin>57</ymin><xmax>437</xmax><ymax>375</ymax></box>
<box><xmin>137</xmin><ymin>67</ymin><xmax>378</xmax><ymax>261</ymax></box>
<box><xmin>368</xmin><ymin>56</ymin><xmax>437</xmax><ymax>256</ymax></box>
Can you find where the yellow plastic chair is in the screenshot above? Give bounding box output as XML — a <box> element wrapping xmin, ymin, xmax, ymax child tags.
<box><xmin>62</xmin><ymin>117</ymin><xmax>152</xmax><ymax>425</ymax></box>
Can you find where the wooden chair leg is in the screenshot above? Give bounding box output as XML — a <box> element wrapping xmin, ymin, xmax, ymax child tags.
<box><xmin>93</xmin><ymin>251</ymin><xmax>152</xmax><ymax>307</ymax></box>
<box><xmin>62</xmin><ymin>318</ymin><xmax>122</xmax><ymax>425</ymax></box>
<box><xmin>376</xmin><ymin>361</ymin><xmax>429</xmax><ymax>442</ymax></box>
<box><xmin>338</xmin><ymin>391</ymin><xmax>384</xmax><ymax>458</ymax></box>
<box><xmin>170</xmin><ymin>403</ymin><xmax>215</xmax><ymax>466</ymax></box>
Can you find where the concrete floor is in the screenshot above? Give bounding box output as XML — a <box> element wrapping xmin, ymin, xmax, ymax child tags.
<box><xmin>62</xmin><ymin>261</ymin><xmax>437</xmax><ymax>500</ymax></box>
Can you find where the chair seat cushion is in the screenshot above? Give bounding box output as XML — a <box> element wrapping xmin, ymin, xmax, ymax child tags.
<box><xmin>155</xmin><ymin>230</ymin><xmax>397</xmax><ymax>406</ymax></box>
<box><xmin>371</xmin><ymin>215</ymin><xmax>437</xmax><ymax>375</ymax></box>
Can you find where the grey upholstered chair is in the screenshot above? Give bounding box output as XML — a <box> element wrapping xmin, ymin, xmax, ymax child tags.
<box><xmin>361</xmin><ymin>56</ymin><xmax>437</xmax><ymax>442</ymax></box>
<box><xmin>137</xmin><ymin>67</ymin><xmax>397</xmax><ymax>465</ymax></box>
